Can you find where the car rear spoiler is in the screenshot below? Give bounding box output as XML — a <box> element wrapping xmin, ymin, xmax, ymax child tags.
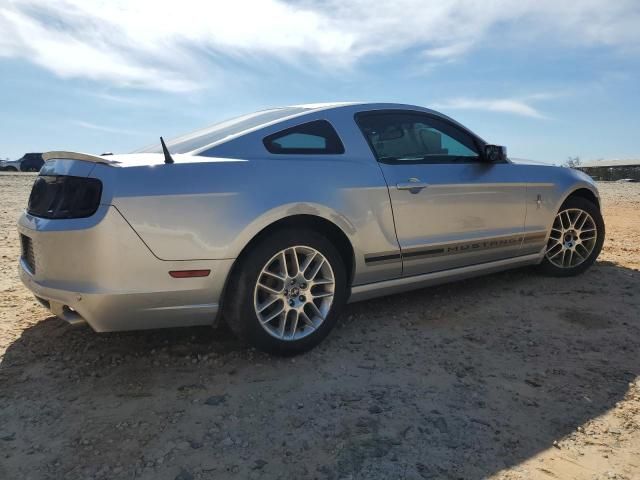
<box><xmin>42</xmin><ymin>151</ymin><xmax>119</xmax><ymax>166</ymax></box>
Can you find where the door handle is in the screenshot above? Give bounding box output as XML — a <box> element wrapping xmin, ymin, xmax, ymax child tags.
<box><xmin>396</xmin><ymin>178</ymin><xmax>429</xmax><ymax>192</ymax></box>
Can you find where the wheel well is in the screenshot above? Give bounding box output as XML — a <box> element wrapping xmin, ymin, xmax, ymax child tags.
<box><xmin>565</xmin><ymin>188</ymin><xmax>600</xmax><ymax>209</ymax></box>
<box><xmin>219</xmin><ymin>215</ymin><xmax>355</xmax><ymax>317</ymax></box>
<box><xmin>250</xmin><ymin>215</ymin><xmax>354</xmax><ymax>282</ymax></box>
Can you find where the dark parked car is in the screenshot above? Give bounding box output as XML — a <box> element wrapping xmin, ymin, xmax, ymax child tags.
<box><xmin>1</xmin><ymin>153</ymin><xmax>44</xmax><ymax>172</ymax></box>
<box><xmin>18</xmin><ymin>153</ymin><xmax>45</xmax><ymax>172</ymax></box>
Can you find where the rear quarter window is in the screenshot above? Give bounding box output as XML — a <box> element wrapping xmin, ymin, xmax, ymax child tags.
<box><xmin>263</xmin><ymin>120</ymin><xmax>345</xmax><ymax>154</ymax></box>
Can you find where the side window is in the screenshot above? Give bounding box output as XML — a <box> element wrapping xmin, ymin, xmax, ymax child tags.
<box><xmin>263</xmin><ymin>120</ymin><xmax>345</xmax><ymax>154</ymax></box>
<box><xmin>356</xmin><ymin>112</ymin><xmax>480</xmax><ymax>163</ymax></box>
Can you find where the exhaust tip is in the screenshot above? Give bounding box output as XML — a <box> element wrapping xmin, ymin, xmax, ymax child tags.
<box><xmin>61</xmin><ymin>305</ymin><xmax>87</xmax><ymax>327</ymax></box>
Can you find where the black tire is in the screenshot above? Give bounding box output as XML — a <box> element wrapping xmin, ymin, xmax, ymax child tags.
<box><xmin>5</xmin><ymin>166</ymin><xmax>17</xmax><ymax>172</ymax></box>
<box><xmin>539</xmin><ymin>196</ymin><xmax>605</xmax><ymax>277</ymax></box>
<box><xmin>223</xmin><ymin>228</ymin><xmax>348</xmax><ymax>355</ymax></box>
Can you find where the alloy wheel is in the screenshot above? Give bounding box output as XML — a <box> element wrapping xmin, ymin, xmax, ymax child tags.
<box><xmin>545</xmin><ymin>208</ymin><xmax>597</xmax><ymax>268</ymax></box>
<box><xmin>253</xmin><ymin>246</ymin><xmax>335</xmax><ymax>341</ymax></box>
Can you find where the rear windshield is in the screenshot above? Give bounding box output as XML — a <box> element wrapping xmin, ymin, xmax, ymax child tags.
<box><xmin>134</xmin><ymin>107</ymin><xmax>310</xmax><ymax>154</ymax></box>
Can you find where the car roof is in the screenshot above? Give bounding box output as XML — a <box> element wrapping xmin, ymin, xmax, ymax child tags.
<box><xmin>135</xmin><ymin>102</ymin><xmax>473</xmax><ymax>156</ymax></box>
<box><xmin>288</xmin><ymin>101</ymin><xmax>439</xmax><ymax>114</ymax></box>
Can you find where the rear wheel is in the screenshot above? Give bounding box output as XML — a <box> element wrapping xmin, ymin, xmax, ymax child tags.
<box><xmin>5</xmin><ymin>166</ymin><xmax>17</xmax><ymax>172</ymax></box>
<box><xmin>539</xmin><ymin>196</ymin><xmax>604</xmax><ymax>276</ymax></box>
<box><xmin>224</xmin><ymin>228</ymin><xmax>347</xmax><ymax>355</ymax></box>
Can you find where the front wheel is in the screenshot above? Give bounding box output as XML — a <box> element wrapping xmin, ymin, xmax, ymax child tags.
<box><xmin>224</xmin><ymin>228</ymin><xmax>347</xmax><ymax>355</ymax></box>
<box><xmin>539</xmin><ymin>196</ymin><xmax>605</xmax><ymax>277</ymax></box>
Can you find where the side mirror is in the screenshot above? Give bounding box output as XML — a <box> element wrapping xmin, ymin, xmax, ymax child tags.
<box><xmin>484</xmin><ymin>145</ymin><xmax>508</xmax><ymax>163</ymax></box>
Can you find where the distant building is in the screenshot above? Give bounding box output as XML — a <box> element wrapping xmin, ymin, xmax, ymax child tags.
<box><xmin>577</xmin><ymin>159</ymin><xmax>640</xmax><ymax>181</ymax></box>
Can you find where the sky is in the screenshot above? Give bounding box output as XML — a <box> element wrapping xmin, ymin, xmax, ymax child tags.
<box><xmin>1</xmin><ymin>0</ymin><xmax>639</xmax><ymax>164</ymax></box>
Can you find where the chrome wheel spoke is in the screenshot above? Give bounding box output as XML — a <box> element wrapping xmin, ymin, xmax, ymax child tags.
<box><xmin>560</xmin><ymin>249</ymin><xmax>567</xmax><ymax>267</ymax></box>
<box><xmin>300</xmin><ymin>252</ymin><xmax>317</xmax><ymax>275</ymax></box>
<box><xmin>262</xmin><ymin>306</ymin><xmax>285</xmax><ymax>324</ymax></box>
<box><xmin>257</xmin><ymin>296</ymin><xmax>281</xmax><ymax>313</ymax></box>
<box><xmin>560</xmin><ymin>211</ymin><xmax>569</xmax><ymax>230</ymax></box>
<box><xmin>258</xmin><ymin>282</ymin><xmax>283</xmax><ymax>295</ymax></box>
<box><xmin>549</xmin><ymin>230</ymin><xmax>562</xmax><ymax>241</ymax></box>
<box><xmin>575</xmin><ymin>212</ymin><xmax>588</xmax><ymax>230</ymax></box>
<box><xmin>546</xmin><ymin>245</ymin><xmax>563</xmax><ymax>260</ymax></box>
<box><xmin>312</xmin><ymin>291</ymin><xmax>333</xmax><ymax>300</ymax></box>
<box><xmin>306</xmin><ymin>258</ymin><xmax>325</xmax><ymax>281</ymax></box>
<box><xmin>288</xmin><ymin>248</ymin><xmax>300</xmax><ymax>276</ymax></box>
<box><xmin>289</xmin><ymin>310</ymin><xmax>300</xmax><ymax>339</ymax></box>
<box><xmin>565</xmin><ymin>211</ymin><xmax>574</xmax><ymax>228</ymax></box>
<box><xmin>262</xmin><ymin>270</ymin><xmax>286</xmax><ymax>282</ymax></box>
<box><xmin>299</xmin><ymin>311</ymin><xmax>315</xmax><ymax>330</ymax></box>
<box><xmin>277</xmin><ymin>314</ymin><xmax>287</xmax><ymax>338</ymax></box>
<box><xmin>306</xmin><ymin>301</ymin><xmax>325</xmax><ymax>321</ymax></box>
<box><xmin>577</xmin><ymin>243</ymin><xmax>591</xmax><ymax>259</ymax></box>
<box><xmin>279</xmin><ymin>251</ymin><xmax>289</xmax><ymax>277</ymax></box>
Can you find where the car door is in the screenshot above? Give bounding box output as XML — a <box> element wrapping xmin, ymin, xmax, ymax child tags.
<box><xmin>356</xmin><ymin>110</ymin><xmax>527</xmax><ymax>276</ymax></box>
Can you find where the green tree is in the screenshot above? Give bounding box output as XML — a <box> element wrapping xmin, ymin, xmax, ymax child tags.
<box><xmin>565</xmin><ymin>156</ymin><xmax>581</xmax><ymax>168</ymax></box>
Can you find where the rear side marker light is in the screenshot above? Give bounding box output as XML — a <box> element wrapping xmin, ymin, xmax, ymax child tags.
<box><xmin>169</xmin><ymin>269</ymin><xmax>211</xmax><ymax>278</ymax></box>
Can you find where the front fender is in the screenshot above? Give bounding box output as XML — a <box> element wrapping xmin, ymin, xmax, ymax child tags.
<box><xmin>555</xmin><ymin>169</ymin><xmax>601</xmax><ymax>211</ymax></box>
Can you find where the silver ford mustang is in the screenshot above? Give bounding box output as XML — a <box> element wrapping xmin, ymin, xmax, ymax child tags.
<box><xmin>18</xmin><ymin>102</ymin><xmax>604</xmax><ymax>354</ymax></box>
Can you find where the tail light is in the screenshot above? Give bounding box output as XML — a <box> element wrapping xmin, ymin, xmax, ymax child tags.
<box><xmin>27</xmin><ymin>175</ymin><xmax>103</xmax><ymax>219</ymax></box>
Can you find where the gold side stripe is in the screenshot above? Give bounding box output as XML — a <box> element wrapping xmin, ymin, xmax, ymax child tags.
<box><xmin>365</xmin><ymin>232</ymin><xmax>548</xmax><ymax>264</ymax></box>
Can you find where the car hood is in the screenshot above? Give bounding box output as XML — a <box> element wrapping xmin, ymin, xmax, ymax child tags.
<box><xmin>510</xmin><ymin>157</ymin><xmax>559</xmax><ymax>167</ymax></box>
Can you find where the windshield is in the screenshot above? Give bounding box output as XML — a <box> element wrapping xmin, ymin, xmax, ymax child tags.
<box><xmin>134</xmin><ymin>107</ymin><xmax>311</xmax><ymax>154</ymax></box>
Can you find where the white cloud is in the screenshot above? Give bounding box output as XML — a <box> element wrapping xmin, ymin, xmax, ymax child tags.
<box><xmin>0</xmin><ymin>0</ymin><xmax>639</xmax><ymax>91</ymax></box>
<box><xmin>73</xmin><ymin>120</ymin><xmax>141</xmax><ymax>135</ymax></box>
<box><xmin>432</xmin><ymin>97</ymin><xmax>547</xmax><ymax>119</ymax></box>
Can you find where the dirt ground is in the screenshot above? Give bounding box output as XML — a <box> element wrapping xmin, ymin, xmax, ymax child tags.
<box><xmin>0</xmin><ymin>172</ymin><xmax>638</xmax><ymax>480</ymax></box>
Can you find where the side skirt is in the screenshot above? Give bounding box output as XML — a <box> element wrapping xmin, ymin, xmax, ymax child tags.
<box><xmin>348</xmin><ymin>252</ymin><xmax>543</xmax><ymax>303</ymax></box>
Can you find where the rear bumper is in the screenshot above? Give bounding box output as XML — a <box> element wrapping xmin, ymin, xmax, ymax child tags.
<box><xmin>18</xmin><ymin>206</ymin><xmax>234</xmax><ymax>332</ymax></box>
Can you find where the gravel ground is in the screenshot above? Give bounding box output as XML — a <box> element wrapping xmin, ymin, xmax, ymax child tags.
<box><xmin>0</xmin><ymin>172</ymin><xmax>638</xmax><ymax>480</ymax></box>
